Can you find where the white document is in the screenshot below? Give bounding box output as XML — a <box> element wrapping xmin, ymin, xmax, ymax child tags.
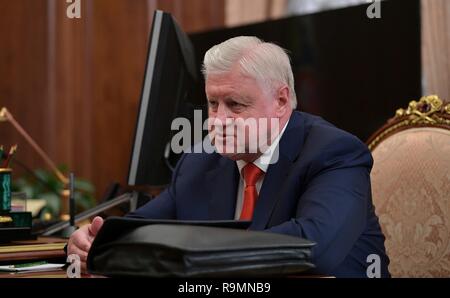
<box><xmin>0</xmin><ymin>262</ymin><xmax>65</xmax><ymax>272</ymax></box>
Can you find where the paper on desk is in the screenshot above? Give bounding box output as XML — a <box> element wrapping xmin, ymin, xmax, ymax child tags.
<box><xmin>0</xmin><ymin>263</ymin><xmax>65</xmax><ymax>272</ymax></box>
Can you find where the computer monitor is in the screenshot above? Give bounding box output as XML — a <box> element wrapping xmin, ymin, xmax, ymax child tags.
<box><xmin>127</xmin><ymin>10</ymin><xmax>198</xmax><ymax>187</ymax></box>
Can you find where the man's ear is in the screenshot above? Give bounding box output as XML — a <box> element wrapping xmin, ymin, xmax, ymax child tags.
<box><xmin>275</xmin><ymin>85</ymin><xmax>290</xmax><ymax>117</ymax></box>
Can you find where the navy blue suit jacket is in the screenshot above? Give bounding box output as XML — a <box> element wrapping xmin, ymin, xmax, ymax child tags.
<box><xmin>127</xmin><ymin>111</ymin><xmax>390</xmax><ymax>277</ymax></box>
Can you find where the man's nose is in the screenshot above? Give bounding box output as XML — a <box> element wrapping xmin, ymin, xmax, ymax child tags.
<box><xmin>215</xmin><ymin>103</ymin><xmax>230</xmax><ymax>123</ymax></box>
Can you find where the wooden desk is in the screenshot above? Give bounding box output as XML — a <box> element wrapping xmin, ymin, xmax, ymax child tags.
<box><xmin>0</xmin><ymin>269</ymin><xmax>67</xmax><ymax>278</ymax></box>
<box><xmin>0</xmin><ymin>236</ymin><xmax>67</xmax><ymax>263</ymax></box>
<box><xmin>0</xmin><ymin>236</ymin><xmax>68</xmax><ymax>278</ymax></box>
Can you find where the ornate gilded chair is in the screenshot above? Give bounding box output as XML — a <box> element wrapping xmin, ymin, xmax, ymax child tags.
<box><xmin>367</xmin><ymin>95</ymin><xmax>450</xmax><ymax>277</ymax></box>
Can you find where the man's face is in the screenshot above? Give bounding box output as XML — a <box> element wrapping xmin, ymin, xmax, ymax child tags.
<box><xmin>205</xmin><ymin>67</ymin><xmax>282</xmax><ymax>161</ymax></box>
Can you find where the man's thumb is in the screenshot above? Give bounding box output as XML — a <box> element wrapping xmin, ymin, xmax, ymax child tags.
<box><xmin>88</xmin><ymin>216</ymin><xmax>104</xmax><ymax>236</ymax></box>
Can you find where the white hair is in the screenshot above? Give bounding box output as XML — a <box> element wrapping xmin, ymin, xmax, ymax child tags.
<box><xmin>202</xmin><ymin>36</ymin><xmax>297</xmax><ymax>109</ymax></box>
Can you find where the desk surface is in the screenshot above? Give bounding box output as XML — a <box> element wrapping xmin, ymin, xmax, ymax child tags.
<box><xmin>0</xmin><ymin>236</ymin><xmax>68</xmax><ymax>277</ymax></box>
<box><xmin>0</xmin><ymin>269</ymin><xmax>67</xmax><ymax>278</ymax></box>
<box><xmin>0</xmin><ymin>269</ymin><xmax>99</xmax><ymax>278</ymax></box>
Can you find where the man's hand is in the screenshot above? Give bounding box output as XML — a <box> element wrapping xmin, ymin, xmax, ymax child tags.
<box><xmin>67</xmin><ymin>216</ymin><xmax>104</xmax><ymax>273</ymax></box>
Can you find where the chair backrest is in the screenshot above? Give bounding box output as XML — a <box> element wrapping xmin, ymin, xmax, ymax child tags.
<box><xmin>367</xmin><ymin>95</ymin><xmax>450</xmax><ymax>277</ymax></box>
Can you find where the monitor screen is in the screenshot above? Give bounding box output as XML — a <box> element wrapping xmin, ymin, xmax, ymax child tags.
<box><xmin>127</xmin><ymin>10</ymin><xmax>198</xmax><ymax>187</ymax></box>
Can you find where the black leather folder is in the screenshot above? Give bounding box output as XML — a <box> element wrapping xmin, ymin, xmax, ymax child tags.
<box><xmin>87</xmin><ymin>217</ymin><xmax>315</xmax><ymax>277</ymax></box>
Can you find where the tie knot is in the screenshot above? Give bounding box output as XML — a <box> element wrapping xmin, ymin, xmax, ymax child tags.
<box><xmin>243</xmin><ymin>163</ymin><xmax>264</xmax><ymax>187</ymax></box>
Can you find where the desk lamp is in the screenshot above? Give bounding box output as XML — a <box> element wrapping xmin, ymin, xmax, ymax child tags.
<box><xmin>0</xmin><ymin>107</ymin><xmax>71</xmax><ymax>221</ymax></box>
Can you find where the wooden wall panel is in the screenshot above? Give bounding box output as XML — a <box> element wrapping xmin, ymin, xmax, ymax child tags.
<box><xmin>47</xmin><ymin>0</ymin><xmax>90</xmax><ymax>180</ymax></box>
<box><xmin>177</xmin><ymin>0</ymin><xmax>225</xmax><ymax>32</ymax></box>
<box><xmin>421</xmin><ymin>0</ymin><xmax>450</xmax><ymax>101</ymax></box>
<box><xmin>0</xmin><ymin>0</ymin><xmax>50</xmax><ymax>173</ymax></box>
<box><xmin>1</xmin><ymin>0</ymin><xmax>225</xmax><ymax>203</ymax></box>
<box><xmin>226</xmin><ymin>0</ymin><xmax>270</xmax><ymax>27</ymax></box>
<box><xmin>225</xmin><ymin>0</ymin><xmax>286</xmax><ymax>27</ymax></box>
<box><xmin>89</xmin><ymin>0</ymin><xmax>155</xmax><ymax>199</ymax></box>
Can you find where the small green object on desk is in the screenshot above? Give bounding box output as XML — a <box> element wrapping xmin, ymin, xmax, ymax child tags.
<box><xmin>9</xmin><ymin>212</ymin><xmax>32</xmax><ymax>228</ymax></box>
<box><xmin>0</xmin><ymin>166</ymin><xmax>34</xmax><ymax>242</ymax></box>
<box><xmin>0</xmin><ymin>168</ymin><xmax>12</xmax><ymax>213</ymax></box>
<box><xmin>9</xmin><ymin>261</ymin><xmax>48</xmax><ymax>269</ymax></box>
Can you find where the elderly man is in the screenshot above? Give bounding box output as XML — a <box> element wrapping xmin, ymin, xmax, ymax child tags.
<box><xmin>68</xmin><ymin>36</ymin><xmax>390</xmax><ymax>277</ymax></box>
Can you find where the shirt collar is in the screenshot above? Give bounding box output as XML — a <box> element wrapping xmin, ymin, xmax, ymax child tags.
<box><xmin>236</xmin><ymin>119</ymin><xmax>289</xmax><ymax>176</ymax></box>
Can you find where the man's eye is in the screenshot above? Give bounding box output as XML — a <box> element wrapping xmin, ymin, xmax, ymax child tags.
<box><xmin>228</xmin><ymin>101</ymin><xmax>243</xmax><ymax>108</ymax></box>
<box><xmin>208</xmin><ymin>101</ymin><xmax>218</xmax><ymax>108</ymax></box>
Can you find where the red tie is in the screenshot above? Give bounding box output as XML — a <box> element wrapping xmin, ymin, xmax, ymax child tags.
<box><xmin>239</xmin><ymin>163</ymin><xmax>264</xmax><ymax>220</ymax></box>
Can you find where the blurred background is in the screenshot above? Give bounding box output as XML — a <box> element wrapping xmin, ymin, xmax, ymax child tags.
<box><xmin>0</xmin><ymin>0</ymin><xmax>448</xmax><ymax>218</ymax></box>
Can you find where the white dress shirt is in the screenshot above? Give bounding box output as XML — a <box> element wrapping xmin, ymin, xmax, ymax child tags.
<box><xmin>234</xmin><ymin>120</ymin><xmax>289</xmax><ymax>219</ymax></box>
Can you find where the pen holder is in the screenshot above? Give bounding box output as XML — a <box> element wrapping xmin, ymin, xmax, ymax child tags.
<box><xmin>0</xmin><ymin>168</ymin><xmax>12</xmax><ymax>213</ymax></box>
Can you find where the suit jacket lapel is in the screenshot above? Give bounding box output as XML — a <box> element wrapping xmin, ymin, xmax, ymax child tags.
<box><xmin>206</xmin><ymin>156</ymin><xmax>239</xmax><ymax>220</ymax></box>
<box><xmin>250</xmin><ymin>153</ymin><xmax>293</xmax><ymax>230</ymax></box>
<box><xmin>250</xmin><ymin>112</ymin><xmax>305</xmax><ymax>230</ymax></box>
